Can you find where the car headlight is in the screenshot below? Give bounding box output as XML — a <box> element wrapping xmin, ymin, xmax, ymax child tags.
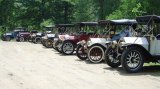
<box><xmin>113</xmin><ymin>40</ymin><xmax>117</xmax><ymax>45</ymax></box>
<box><xmin>80</xmin><ymin>40</ymin><xmax>86</xmax><ymax>45</ymax></box>
<box><xmin>118</xmin><ymin>38</ymin><xmax>125</xmax><ymax>45</ymax></box>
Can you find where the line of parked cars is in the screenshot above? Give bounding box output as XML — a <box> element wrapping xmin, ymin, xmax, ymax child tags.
<box><xmin>1</xmin><ymin>15</ymin><xmax>160</xmax><ymax>73</ymax></box>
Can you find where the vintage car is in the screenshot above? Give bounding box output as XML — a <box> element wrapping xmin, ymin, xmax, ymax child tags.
<box><xmin>1</xmin><ymin>27</ymin><xmax>27</xmax><ymax>41</ymax></box>
<box><xmin>16</xmin><ymin>30</ymin><xmax>38</xmax><ymax>42</ymax></box>
<box><xmin>41</xmin><ymin>25</ymin><xmax>57</xmax><ymax>48</ymax></box>
<box><xmin>28</xmin><ymin>30</ymin><xmax>39</xmax><ymax>41</ymax></box>
<box><xmin>76</xmin><ymin>21</ymin><xmax>109</xmax><ymax>60</ymax></box>
<box><xmin>55</xmin><ymin>22</ymin><xmax>98</xmax><ymax>55</ymax></box>
<box><xmin>16</xmin><ymin>31</ymin><xmax>30</xmax><ymax>42</ymax></box>
<box><xmin>30</xmin><ymin>32</ymin><xmax>46</xmax><ymax>44</ymax></box>
<box><xmin>53</xmin><ymin>24</ymin><xmax>75</xmax><ymax>52</ymax></box>
<box><xmin>105</xmin><ymin>15</ymin><xmax>160</xmax><ymax>73</ymax></box>
<box><xmin>81</xmin><ymin>19</ymin><xmax>137</xmax><ymax>63</ymax></box>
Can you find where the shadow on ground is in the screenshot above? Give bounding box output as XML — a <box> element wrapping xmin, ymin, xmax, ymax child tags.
<box><xmin>104</xmin><ymin>65</ymin><xmax>160</xmax><ymax>76</ymax></box>
<box><xmin>75</xmin><ymin>58</ymin><xmax>106</xmax><ymax>65</ymax></box>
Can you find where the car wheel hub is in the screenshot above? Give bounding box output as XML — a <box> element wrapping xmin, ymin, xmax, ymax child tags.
<box><xmin>126</xmin><ymin>51</ymin><xmax>141</xmax><ymax>68</ymax></box>
<box><xmin>89</xmin><ymin>46</ymin><xmax>104</xmax><ymax>62</ymax></box>
<box><xmin>108</xmin><ymin>49</ymin><xmax>119</xmax><ymax>63</ymax></box>
<box><xmin>63</xmin><ymin>43</ymin><xmax>73</xmax><ymax>54</ymax></box>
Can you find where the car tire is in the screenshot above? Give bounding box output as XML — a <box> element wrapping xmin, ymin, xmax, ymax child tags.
<box><xmin>19</xmin><ymin>37</ymin><xmax>25</xmax><ymax>42</ymax></box>
<box><xmin>61</xmin><ymin>41</ymin><xmax>75</xmax><ymax>55</ymax></box>
<box><xmin>35</xmin><ymin>37</ymin><xmax>41</xmax><ymax>44</ymax></box>
<box><xmin>105</xmin><ymin>45</ymin><xmax>121</xmax><ymax>68</ymax></box>
<box><xmin>76</xmin><ymin>44</ymin><xmax>87</xmax><ymax>60</ymax></box>
<box><xmin>45</xmin><ymin>39</ymin><xmax>53</xmax><ymax>48</ymax></box>
<box><xmin>88</xmin><ymin>45</ymin><xmax>105</xmax><ymax>63</ymax></box>
<box><xmin>121</xmin><ymin>46</ymin><xmax>144</xmax><ymax>73</ymax></box>
<box><xmin>6</xmin><ymin>36</ymin><xmax>11</xmax><ymax>41</ymax></box>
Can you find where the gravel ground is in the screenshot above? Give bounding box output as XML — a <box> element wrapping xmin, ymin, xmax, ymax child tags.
<box><xmin>0</xmin><ymin>41</ymin><xmax>160</xmax><ymax>89</ymax></box>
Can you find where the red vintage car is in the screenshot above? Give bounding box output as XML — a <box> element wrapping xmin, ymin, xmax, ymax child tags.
<box><xmin>56</xmin><ymin>22</ymin><xmax>98</xmax><ymax>55</ymax></box>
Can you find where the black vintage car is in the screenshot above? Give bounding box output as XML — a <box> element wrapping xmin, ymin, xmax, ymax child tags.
<box><xmin>1</xmin><ymin>27</ymin><xmax>27</xmax><ymax>41</ymax></box>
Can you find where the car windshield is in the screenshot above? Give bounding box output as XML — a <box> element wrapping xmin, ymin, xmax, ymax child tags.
<box><xmin>111</xmin><ymin>28</ymin><xmax>132</xmax><ymax>41</ymax></box>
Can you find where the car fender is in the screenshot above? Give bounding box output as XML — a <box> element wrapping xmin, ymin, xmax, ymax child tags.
<box><xmin>89</xmin><ymin>43</ymin><xmax>107</xmax><ymax>51</ymax></box>
<box><xmin>87</xmin><ymin>38</ymin><xmax>109</xmax><ymax>48</ymax></box>
<box><xmin>63</xmin><ymin>40</ymin><xmax>77</xmax><ymax>47</ymax></box>
<box><xmin>122</xmin><ymin>43</ymin><xmax>152</xmax><ymax>62</ymax></box>
<box><xmin>121</xmin><ymin>37</ymin><xmax>149</xmax><ymax>51</ymax></box>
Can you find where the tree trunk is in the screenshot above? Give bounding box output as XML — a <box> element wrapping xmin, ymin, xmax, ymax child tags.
<box><xmin>99</xmin><ymin>0</ymin><xmax>105</xmax><ymax>20</ymax></box>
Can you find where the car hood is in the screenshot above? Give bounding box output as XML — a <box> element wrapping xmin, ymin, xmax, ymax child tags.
<box><xmin>4</xmin><ymin>33</ymin><xmax>12</xmax><ymax>36</ymax></box>
<box><xmin>46</xmin><ymin>34</ymin><xmax>55</xmax><ymax>38</ymax></box>
<box><xmin>58</xmin><ymin>34</ymin><xmax>76</xmax><ymax>41</ymax></box>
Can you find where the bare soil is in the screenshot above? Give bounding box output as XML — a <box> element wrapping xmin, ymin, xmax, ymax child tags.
<box><xmin>0</xmin><ymin>41</ymin><xmax>160</xmax><ymax>89</ymax></box>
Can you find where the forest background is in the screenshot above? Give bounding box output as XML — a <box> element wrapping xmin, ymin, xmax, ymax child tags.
<box><xmin>0</xmin><ymin>0</ymin><xmax>159</xmax><ymax>34</ymax></box>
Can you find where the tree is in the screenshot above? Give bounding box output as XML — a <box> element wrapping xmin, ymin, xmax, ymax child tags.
<box><xmin>52</xmin><ymin>0</ymin><xmax>75</xmax><ymax>24</ymax></box>
<box><xmin>73</xmin><ymin>0</ymin><xmax>97</xmax><ymax>22</ymax></box>
<box><xmin>0</xmin><ymin>0</ymin><xmax>15</xmax><ymax>31</ymax></box>
<box><xmin>107</xmin><ymin>0</ymin><xmax>147</xmax><ymax>19</ymax></box>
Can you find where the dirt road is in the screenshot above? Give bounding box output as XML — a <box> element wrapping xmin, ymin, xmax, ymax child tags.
<box><xmin>0</xmin><ymin>41</ymin><xmax>160</xmax><ymax>89</ymax></box>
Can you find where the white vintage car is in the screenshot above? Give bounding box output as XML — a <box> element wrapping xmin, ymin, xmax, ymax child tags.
<box><xmin>105</xmin><ymin>15</ymin><xmax>160</xmax><ymax>73</ymax></box>
<box><xmin>82</xmin><ymin>19</ymin><xmax>137</xmax><ymax>63</ymax></box>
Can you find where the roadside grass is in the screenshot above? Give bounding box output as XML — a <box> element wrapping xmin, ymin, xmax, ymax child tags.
<box><xmin>143</xmin><ymin>63</ymin><xmax>160</xmax><ymax>74</ymax></box>
<box><xmin>144</xmin><ymin>63</ymin><xmax>160</xmax><ymax>66</ymax></box>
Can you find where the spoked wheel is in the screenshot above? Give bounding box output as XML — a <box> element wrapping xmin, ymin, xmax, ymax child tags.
<box><xmin>19</xmin><ymin>37</ymin><xmax>25</xmax><ymax>42</ymax></box>
<box><xmin>121</xmin><ymin>47</ymin><xmax>144</xmax><ymax>73</ymax></box>
<box><xmin>35</xmin><ymin>38</ymin><xmax>41</xmax><ymax>44</ymax></box>
<box><xmin>88</xmin><ymin>45</ymin><xmax>105</xmax><ymax>63</ymax></box>
<box><xmin>76</xmin><ymin>45</ymin><xmax>87</xmax><ymax>60</ymax></box>
<box><xmin>61</xmin><ymin>41</ymin><xmax>75</xmax><ymax>55</ymax></box>
<box><xmin>45</xmin><ymin>39</ymin><xmax>53</xmax><ymax>48</ymax></box>
<box><xmin>105</xmin><ymin>46</ymin><xmax>121</xmax><ymax>68</ymax></box>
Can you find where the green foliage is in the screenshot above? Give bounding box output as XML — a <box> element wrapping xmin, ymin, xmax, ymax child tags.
<box><xmin>73</xmin><ymin>0</ymin><xmax>97</xmax><ymax>22</ymax></box>
<box><xmin>1</xmin><ymin>0</ymin><xmax>160</xmax><ymax>34</ymax></box>
<box><xmin>107</xmin><ymin>0</ymin><xmax>147</xmax><ymax>19</ymax></box>
<box><xmin>40</xmin><ymin>19</ymin><xmax>54</xmax><ymax>27</ymax></box>
<box><xmin>53</xmin><ymin>0</ymin><xmax>75</xmax><ymax>24</ymax></box>
<box><xmin>145</xmin><ymin>0</ymin><xmax>160</xmax><ymax>15</ymax></box>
